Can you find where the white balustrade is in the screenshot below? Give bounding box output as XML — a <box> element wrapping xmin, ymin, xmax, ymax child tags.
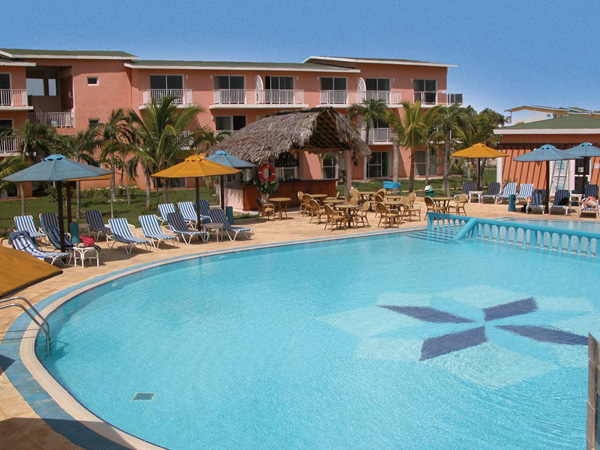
<box><xmin>213</xmin><ymin>89</ymin><xmax>247</xmax><ymax>105</ymax></box>
<box><xmin>0</xmin><ymin>89</ymin><xmax>28</xmax><ymax>107</ymax></box>
<box><xmin>368</xmin><ymin>128</ymin><xmax>392</xmax><ymax>143</ymax></box>
<box><xmin>255</xmin><ymin>89</ymin><xmax>304</xmax><ymax>105</ymax></box>
<box><xmin>0</xmin><ymin>136</ymin><xmax>23</xmax><ymax>154</ymax></box>
<box><xmin>143</xmin><ymin>89</ymin><xmax>193</xmax><ymax>106</ymax></box>
<box><xmin>320</xmin><ymin>90</ymin><xmax>349</xmax><ymax>105</ymax></box>
<box><xmin>28</xmin><ymin>111</ymin><xmax>74</xmax><ymax>128</ymax></box>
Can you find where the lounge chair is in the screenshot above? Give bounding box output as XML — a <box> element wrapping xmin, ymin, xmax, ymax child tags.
<box><xmin>166</xmin><ymin>211</ymin><xmax>208</xmax><ymax>244</ymax></box>
<box><xmin>9</xmin><ymin>231</ymin><xmax>71</xmax><ymax>266</ymax></box>
<box><xmin>44</xmin><ymin>225</ymin><xmax>100</xmax><ymax>267</ymax></box>
<box><xmin>139</xmin><ymin>214</ymin><xmax>179</xmax><ymax>248</ymax></box>
<box><xmin>454</xmin><ymin>182</ymin><xmax>477</xmax><ymax>200</ymax></box>
<box><xmin>516</xmin><ymin>183</ymin><xmax>534</xmax><ymax>205</ymax></box>
<box><xmin>199</xmin><ymin>200</ymin><xmax>212</xmax><ymax>219</ymax></box>
<box><xmin>549</xmin><ymin>190</ymin><xmax>571</xmax><ymax>215</ymax></box>
<box><xmin>448</xmin><ymin>193</ymin><xmax>468</xmax><ymax>215</ymax></box>
<box><xmin>526</xmin><ymin>189</ymin><xmax>546</xmax><ymax>214</ymax></box>
<box><xmin>481</xmin><ymin>182</ymin><xmax>501</xmax><ymax>203</ymax></box>
<box><xmin>158</xmin><ymin>203</ymin><xmax>176</xmax><ymax>225</ymax></box>
<box><xmin>208</xmin><ymin>208</ymin><xmax>253</xmax><ymax>241</ymax></box>
<box><xmin>580</xmin><ymin>184</ymin><xmax>599</xmax><ymax>218</ymax></box>
<box><xmin>108</xmin><ymin>218</ymin><xmax>151</xmax><ymax>254</ymax></box>
<box><xmin>178</xmin><ymin>201</ymin><xmax>211</xmax><ymax>228</ymax></box>
<box><xmin>84</xmin><ymin>210</ymin><xmax>112</xmax><ymax>242</ymax></box>
<box><xmin>14</xmin><ymin>215</ymin><xmax>46</xmax><ymax>241</ymax></box>
<box><xmin>496</xmin><ymin>182</ymin><xmax>517</xmax><ymax>204</ymax></box>
<box><xmin>39</xmin><ymin>212</ymin><xmax>60</xmax><ymax>230</ymax></box>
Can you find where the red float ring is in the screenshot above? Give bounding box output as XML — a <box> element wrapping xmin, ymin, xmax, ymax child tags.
<box><xmin>258</xmin><ymin>164</ymin><xmax>276</xmax><ymax>182</ymax></box>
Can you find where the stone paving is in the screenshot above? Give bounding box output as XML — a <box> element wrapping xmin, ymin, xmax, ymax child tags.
<box><xmin>0</xmin><ymin>201</ymin><xmax>591</xmax><ymax>449</ymax></box>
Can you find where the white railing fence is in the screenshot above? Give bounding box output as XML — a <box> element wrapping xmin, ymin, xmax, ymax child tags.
<box><xmin>213</xmin><ymin>89</ymin><xmax>247</xmax><ymax>105</ymax></box>
<box><xmin>28</xmin><ymin>111</ymin><xmax>74</xmax><ymax>128</ymax></box>
<box><xmin>143</xmin><ymin>89</ymin><xmax>193</xmax><ymax>106</ymax></box>
<box><xmin>320</xmin><ymin>90</ymin><xmax>349</xmax><ymax>105</ymax></box>
<box><xmin>368</xmin><ymin>128</ymin><xmax>392</xmax><ymax>143</ymax></box>
<box><xmin>0</xmin><ymin>136</ymin><xmax>23</xmax><ymax>154</ymax></box>
<box><xmin>0</xmin><ymin>89</ymin><xmax>28</xmax><ymax>107</ymax></box>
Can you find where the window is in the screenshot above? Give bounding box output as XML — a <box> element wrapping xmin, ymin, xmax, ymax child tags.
<box><xmin>0</xmin><ymin>74</ymin><xmax>10</xmax><ymax>106</ymax></box>
<box><xmin>322</xmin><ymin>153</ymin><xmax>339</xmax><ymax>179</ymax></box>
<box><xmin>367</xmin><ymin>151</ymin><xmax>389</xmax><ymax>178</ymax></box>
<box><xmin>150</xmin><ymin>75</ymin><xmax>183</xmax><ymax>90</ymax></box>
<box><xmin>369</xmin><ymin>119</ymin><xmax>391</xmax><ymax>143</ymax></box>
<box><xmin>415</xmin><ymin>150</ymin><xmax>438</xmax><ymax>176</ymax></box>
<box><xmin>87</xmin><ymin>77</ymin><xmax>99</xmax><ymax>86</ymax></box>
<box><xmin>274</xmin><ymin>152</ymin><xmax>298</xmax><ymax>181</ymax></box>
<box><xmin>214</xmin><ymin>76</ymin><xmax>245</xmax><ymax>104</ymax></box>
<box><xmin>320</xmin><ymin>77</ymin><xmax>347</xmax><ymax>104</ymax></box>
<box><xmin>88</xmin><ymin>118</ymin><xmax>100</xmax><ymax>126</ymax></box>
<box><xmin>413</xmin><ymin>79</ymin><xmax>437</xmax><ymax>104</ymax></box>
<box><xmin>215</xmin><ymin>116</ymin><xmax>246</xmax><ymax>132</ymax></box>
<box><xmin>214</xmin><ymin>76</ymin><xmax>244</xmax><ymax>90</ymax></box>
<box><xmin>264</xmin><ymin>76</ymin><xmax>294</xmax><ymax>104</ymax></box>
<box><xmin>265</xmin><ymin>76</ymin><xmax>293</xmax><ymax>90</ymax></box>
<box><xmin>366</xmin><ymin>78</ymin><xmax>390</xmax><ymax>91</ymax></box>
<box><xmin>0</xmin><ymin>119</ymin><xmax>12</xmax><ymax>128</ymax></box>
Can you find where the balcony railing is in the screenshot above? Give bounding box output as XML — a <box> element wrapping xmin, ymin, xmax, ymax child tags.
<box><xmin>446</xmin><ymin>93</ymin><xmax>463</xmax><ymax>105</ymax></box>
<box><xmin>320</xmin><ymin>90</ymin><xmax>350</xmax><ymax>105</ymax></box>
<box><xmin>142</xmin><ymin>89</ymin><xmax>193</xmax><ymax>106</ymax></box>
<box><xmin>28</xmin><ymin>111</ymin><xmax>74</xmax><ymax>128</ymax></box>
<box><xmin>0</xmin><ymin>136</ymin><xmax>23</xmax><ymax>155</ymax></box>
<box><xmin>414</xmin><ymin>91</ymin><xmax>464</xmax><ymax>105</ymax></box>
<box><xmin>357</xmin><ymin>90</ymin><xmax>402</xmax><ymax>105</ymax></box>
<box><xmin>368</xmin><ymin>128</ymin><xmax>392</xmax><ymax>143</ymax></box>
<box><xmin>213</xmin><ymin>89</ymin><xmax>305</xmax><ymax>106</ymax></box>
<box><xmin>0</xmin><ymin>89</ymin><xmax>29</xmax><ymax>108</ymax></box>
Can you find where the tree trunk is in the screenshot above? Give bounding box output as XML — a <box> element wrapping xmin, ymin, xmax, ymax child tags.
<box><xmin>145</xmin><ymin>174</ymin><xmax>152</xmax><ymax>208</ymax></box>
<box><xmin>76</xmin><ymin>180</ymin><xmax>81</xmax><ymax>220</ymax></box>
<box><xmin>20</xmin><ymin>183</ymin><xmax>25</xmax><ymax>215</ymax></box>
<box><xmin>443</xmin><ymin>131</ymin><xmax>451</xmax><ymax>196</ymax></box>
<box><xmin>425</xmin><ymin>147</ymin><xmax>431</xmax><ymax>185</ymax></box>
<box><xmin>122</xmin><ymin>183</ymin><xmax>131</xmax><ymax>205</ymax></box>
<box><xmin>363</xmin><ymin>125</ymin><xmax>370</xmax><ymax>182</ymax></box>
<box><xmin>392</xmin><ymin>141</ymin><xmax>399</xmax><ymax>183</ymax></box>
<box><xmin>408</xmin><ymin>149</ymin><xmax>415</xmax><ymax>192</ymax></box>
<box><xmin>110</xmin><ymin>160</ymin><xmax>116</xmax><ymax>219</ymax></box>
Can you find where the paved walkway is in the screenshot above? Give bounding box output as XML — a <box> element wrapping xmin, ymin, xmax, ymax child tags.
<box><xmin>0</xmin><ymin>201</ymin><xmax>589</xmax><ymax>449</ymax></box>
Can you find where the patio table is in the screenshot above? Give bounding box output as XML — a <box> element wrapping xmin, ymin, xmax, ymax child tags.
<box><xmin>269</xmin><ymin>197</ymin><xmax>291</xmax><ymax>220</ymax></box>
<box><xmin>336</xmin><ymin>204</ymin><xmax>359</xmax><ymax>228</ymax></box>
<box><xmin>431</xmin><ymin>197</ymin><xmax>453</xmax><ymax>213</ymax></box>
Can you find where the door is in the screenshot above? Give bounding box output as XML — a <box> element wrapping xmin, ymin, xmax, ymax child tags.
<box><xmin>0</xmin><ymin>74</ymin><xmax>11</xmax><ymax>106</ymax></box>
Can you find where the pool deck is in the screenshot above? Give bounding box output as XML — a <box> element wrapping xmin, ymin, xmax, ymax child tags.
<box><xmin>0</xmin><ymin>202</ymin><xmax>595</xmax><ymax>449</ymax></box>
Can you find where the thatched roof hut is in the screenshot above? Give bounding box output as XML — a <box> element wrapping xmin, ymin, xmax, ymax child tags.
<box><xmin>213</xmin><ymin>107</ymin><xmax>370</xmax><ymax>163</ymax></box>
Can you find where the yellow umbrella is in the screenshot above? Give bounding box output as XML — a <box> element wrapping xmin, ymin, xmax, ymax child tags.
<box><xmin>152</xmin><ymin>155</ymin><xmax>241</xmax><ymax>223</ymax></box>
<box><xmin>0</xmin><ymin>246</ymin><xmax>62</xmax><ymax>298</ymax></box>
<box><xmin>451</xmin><ymin>143</ymin><xmax>509</xmax><ymax>188</ymax></box>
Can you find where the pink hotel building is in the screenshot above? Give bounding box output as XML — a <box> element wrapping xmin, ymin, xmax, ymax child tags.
<box><xmin>0</xmin><ymin>48</ymin><xmax>462</xmax><ymax>194</ymax></box>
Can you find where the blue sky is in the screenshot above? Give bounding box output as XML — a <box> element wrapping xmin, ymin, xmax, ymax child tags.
<box><xmin>4</xmin><ymin>0</ymin><xmax>600</xmax><ymax>115</ymax></box>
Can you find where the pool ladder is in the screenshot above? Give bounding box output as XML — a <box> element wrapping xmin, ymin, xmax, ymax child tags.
<box><xmin>0</xmin><ymin>296</ymin><xmax>51</xmax><ymax>354</ymax></box>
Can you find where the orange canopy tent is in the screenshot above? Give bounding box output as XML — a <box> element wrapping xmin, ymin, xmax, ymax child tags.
<box><xmin>0</xmin><ymin>246</ymin><xmax>62</xmax><ymax>298</ymax></box>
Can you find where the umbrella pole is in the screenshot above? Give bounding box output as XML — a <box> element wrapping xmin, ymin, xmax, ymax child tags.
<box><xmin>57</xmin><ymin>181</ymin><xmax>66</xmax><ymax>252</ymax></box>
<box><xmin>546</xmin><ymin>162</ymin><xmax>551</xmax><ymax>211</ymax></box>
<box><xmin>476</xmin><ymin>158</ymin><xmax>481</xmax><ymax>189</ymax></box>
<box><xmin>195</xmin><ymin>177</ymin><xmax>201</xmax><ymax>230</ymax></box>
<box><xmin>66</xmin><ymin>182</ymin><xmax>72</xmax><ymax>226</ymax></box>
<box><xmin>220</xmin><ymin>175</ymin><xmax>225</xmax><ymax>210</ymax></box>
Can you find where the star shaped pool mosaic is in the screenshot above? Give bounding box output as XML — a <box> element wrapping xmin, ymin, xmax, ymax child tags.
<box><xmin>318</xmin><ymin>285</ymin><xmax>596</xmax><ymax>388</ymax></box>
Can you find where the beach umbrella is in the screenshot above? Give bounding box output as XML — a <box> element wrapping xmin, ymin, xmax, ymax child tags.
<box><xmin>206</xmin><ymin>150</ymin><xmax>256</xmax><ymax>209</ymax></box>
<box><xmin>451</xmin><ymin>143</ymin><xmax>509</xmax><ymax>189</ymax></box>
<box><xmin>514</xmin><ymin>145</ymin><xmax>581</xmax><ymax>210</ymax></box>
<box><xmin>151</xmin><ymin>155</ymin><xmax>240</xmax><ymax>225</ymax></box>
<box><xmin>0</xmin><ymin>246</ymin><xmax>62</xmax><ymax>298</ymax></box>
<box><xmin>563</xmin><ymin>143</ymin><xmax>600</xmax><ymax>193</ymax></box>
<box><xmin>3</xmin><ymin>154</ymin><xmax>112</xmax><ymax>252</ymax></box>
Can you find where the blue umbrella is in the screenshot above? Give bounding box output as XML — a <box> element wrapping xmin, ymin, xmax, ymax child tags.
<box><xmin>563</xmin><ymin>143</ymin><xmax>600</xmax><ymax>193</ymax></box>
<box><xmin>207</xmin><ymin>150</ymin><xmax>256</xmax><ymax>209</ymax></box>
<box><xmin>3</xmin><ymin>155</ymin><xmax>112</xmax><ymax>251</ymax></box>
<box><xmin>514</xmin><ymin>145</ymin><xmax>581</xmax><ymax>209</ymax></box>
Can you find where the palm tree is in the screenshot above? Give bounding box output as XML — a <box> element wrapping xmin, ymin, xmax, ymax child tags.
<box><xmin>348</xmin><ymin>98</ymin><xmax>388</xmax><ymax>181</ymax></box>
<box><xmin>128</xmin><ymin>96</ymin><xmax>202</xmax><ymax>205</ymax></box>
<box><xmin>57</xmin><ymin>127</ymin><xmax>100</xmax><ymax>219</ymax></box>
<box><xmin>190</xmin><ymin>129</ymin><xmax>231</xmax><ymax>153</ymax></box>
<box><xmin>430</xmin><ymin>105</ymin><xmax>470</xmax><ymax>196</ymax></box>
<box><xmin>99</xmin><ymin>109</ymin><xmax>135</xmax><ymax>217</ymax></box>
<box><xmin>385</xmin><ymin>102</ymin><xmax>434</xmax><ymax>192</ymax></box>
<box><xmin>2</xmin><ymin>121</ymin><xmax>56</xmax><ymax>214</ymax></box>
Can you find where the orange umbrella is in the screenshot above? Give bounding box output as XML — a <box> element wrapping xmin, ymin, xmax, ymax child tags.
<box><xmin>152</xmin><ymin>155</ymin><xmax>240</xmax><ymax>222</ymax></box>
<box><xmin>0</xmin><ymin>246</ymin><xmax>62</xmax><ymax>298</ymax></box>
<box><xmin>452</xmin><ymin>143</ymin><xmax>509</xmax><ymax>188</ymax></box>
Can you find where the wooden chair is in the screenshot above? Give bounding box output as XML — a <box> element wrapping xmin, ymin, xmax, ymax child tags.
<box><xmin>256</xmin><ymin>197</ymin><xmax>275</xmax><ymax>220</ymax></box>
<box><xmin>376</xmin><ymin>188</ymin><xmax>386</xmax><ymax>199</ymax></box>
<box><xmin>301</xmin><ymin>194</ymin><xmax>313</xmax><ymax>216</ymax></box>
<box><xmin>424</xmin><ymin>196</ymin><xmax>445</xmax><ymax>213</ymax></box>
<box><xmin>309</xmin><ymin>199</ymin><xmax>326</xmax><ymax>224</ymax></box>
<box><xmin>399</xmin><ymin>197</ymin><xmax>420</xmax><ymax>222</ymax></box>
<box><xmin>349</xmin><ymin>195</ymin><xmax>360</xmax><ymax>205</ymax></box>
<box><xmin>407</xmin><ymin>192</ymin><xmax>422</xmax><ymax>220</ymax></box>
<box><xmin>448</xmin><ymin>193</ymin><xmax>468</xmax><ymax>215</ymax></box>
<box><xmin>376</xmin><ymin>202</ymin><xmax>400</xmax><ymax>228</ymax></box>
<box><xmin>373</xmin><ymin>194</ymin><xmax>384</xmax><ymax>217</ymax></box>
<box><xmin>353</xmin><ymin>201</ymin><xmax>370</xmax><ymax>228</ymax></box>
<box><xmin>323</xmin><ymin>204</ymin><xmax>345</xmax><ymax>231</ymax></box>
<box><xmin>297</xmin><ymin>191</ymin><xmax>306</xmax><ymax>214</ymax></box>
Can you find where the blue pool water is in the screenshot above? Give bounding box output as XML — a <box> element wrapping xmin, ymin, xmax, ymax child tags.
<box><xmin>505</xmin><ymin>217</ymin><xmax>600</xmax><ymax>233</ymax></box>
<box><xmin>38</xmin><ymin>233</ymin><xmax>598</xmax><ymax>449</ymax></box>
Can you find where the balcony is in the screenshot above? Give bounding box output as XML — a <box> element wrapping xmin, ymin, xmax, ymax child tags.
<box><xmin>0</xmin><ymin>90</ymin><xmax>31</xmax><ymax>110</ymax></box>
<box><xmin>142</xmin><ymin>89</ymin><xmax>194</xmax><ymax>107</ymax></box>
<box><xmin>212</xmin><ymin>89</ymin><xmax>306</xmax><ymax>108</ymax></box>
<box><xmin>320</xmin><ymin>90</ymin><xmax>402</xmax><ymax>106</ymax></box>
<box><xmin>358</xmin><ymin>90</ymin><xmax>402</xmax><ymax>105</ymax></box>
<box><xmin>368</xmin><ymin>128</ymin><xmax>393</xmax><ymax>143</ymax></box>
<box><xmin>320</xmin><ymin>90</ymin><xmax>350</xmax><ymax>105</ymax></box>
<box><xmin>0</xmin><ymin>136</ymin><xmax>23</xmax><ymax>155</ymax></box>
<box><xmin>28</xmin><ymin>111</ymin><xmax>74</xmax><ymax>128</ymax></box>
<box><xmin>414</xmin><ymin>91</ymin><xmax>464</xmax><ymax>106</ymax></box>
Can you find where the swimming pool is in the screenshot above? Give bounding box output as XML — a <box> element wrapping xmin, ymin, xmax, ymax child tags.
<box><xmin>37</xmin><ymin>232</ymin><xmax>597</xmax><ymax>449</ymax></box>
<box><xmin>505</xmin><ymin>217</ymin><xmax>600</xmax><ymax>233</ymax></box>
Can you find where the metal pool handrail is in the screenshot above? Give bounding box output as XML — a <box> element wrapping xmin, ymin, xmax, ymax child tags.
<box><xmin>0</xmin><ymin>296</ymin><xmax>51</xmax><ymax>353</ymax></box>
<box><xmin>427</xmin><ymin>213</ymin><xmax>600</xmax><ymax>257</ymax></box>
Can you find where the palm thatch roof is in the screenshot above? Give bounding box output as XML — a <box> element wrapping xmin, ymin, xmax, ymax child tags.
<box><xmin>213</xmin><ymin>107</ymin><xmax>370</xmax><ymax>163</ymax></box>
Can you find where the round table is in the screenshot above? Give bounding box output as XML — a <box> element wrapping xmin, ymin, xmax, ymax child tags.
<box><xmin>431</xmin><ymin>197</ymin><xmax>453</xmax><ymax>213</ymax></box>
<box><xmin>309</xmin><ymin>194</ymin><xmax>328</xmax><ymax>204</ymax></box>
<box><xmin>268</xmin><ymin>197</ymin><xmax>291</xmax><ymax>220</ymax></box>
<box><xmin>336</xmin><ymin>204</ymin><xmax>359</xmax><ymax>228</ymax></box>
<box><xmin>323</xmin><ymin>198</ymin><xmax>345</xmax><ymax>205</ymax></box>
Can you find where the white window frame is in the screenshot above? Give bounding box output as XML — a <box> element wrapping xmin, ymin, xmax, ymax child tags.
<box><xmin>214</xmin><ymin>115</ymin><xmax>247</xmax><ymax>132</ymax></box>
<box><xmin>214</xmin><ymin>75</ymin><xmax>245</xmax><ymax>90</ymax></box>
<box><xmin>321</xmin><ymin>153</ymin><xmax>339</xmax><ymax>179</ymax></box>
<box><xmin>87</xmin><ymin>76</ymin><xmax>99</xmax><ymax>86</ymax></box>
<box><xmin>149</xmin><ymin>74</ymin><xmax>185</xmax><ymax>90</ymax></box>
